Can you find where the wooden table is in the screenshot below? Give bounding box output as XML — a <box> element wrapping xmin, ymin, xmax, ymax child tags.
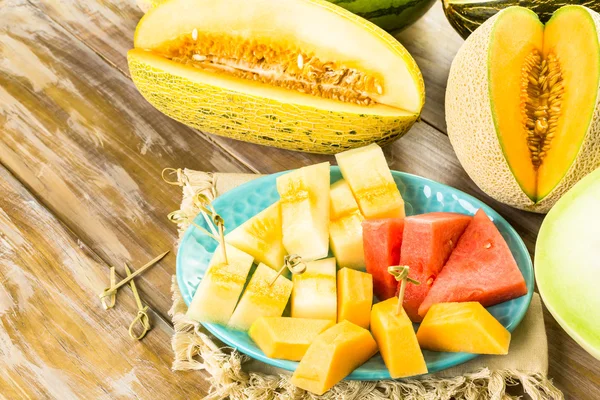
<box><xmin>0</xmin><ymin>0</ymin><xmax>598</xmax><ymax>398</ymax></box>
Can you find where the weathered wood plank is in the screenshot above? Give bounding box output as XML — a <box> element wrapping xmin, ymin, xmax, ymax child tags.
<box><xmin>0</xmin><ymin>165</ymin><xmax>209</xmax><ymax>398</ymax></box>
<box><xmin>0</xmin><ymin>1</ymin><xmax>252</xmax><ymax>321</ymax></box>
<box><xmin>29</xmin><ymin>0</ymin><xmax>460</xmax><ymax>133</ymax></box>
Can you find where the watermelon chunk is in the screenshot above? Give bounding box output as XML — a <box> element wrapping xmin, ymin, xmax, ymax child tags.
<box><xmin>400</xmin><ymin>212</ymin><xmax>472</xmax><ymax>322</ymax></box>
<box><xmin>418</xmin><ymin>209</ymin><xmax>527</xmax><ymax>318</ymax></box>
<box><xmin>362</xmin><ymin>218</ymin><xmax>404</xmax><ymax>300</ymax></box>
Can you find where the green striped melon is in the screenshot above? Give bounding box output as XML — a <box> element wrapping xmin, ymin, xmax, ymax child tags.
<box><xmin>443</xmin><ymin>0</ymin><xmax>600</xmax><ymax>39</ymax></box>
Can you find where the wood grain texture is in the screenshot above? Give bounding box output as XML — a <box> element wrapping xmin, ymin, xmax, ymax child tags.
<box><xmin>0</xmin><ymin>0</ymin><xmax>251</xmax><ymax>323</ymax></box>
<box><xmin>0</xmin><ymin>165</ymin><xmax>208</xmax><ymax>399</ymax></box>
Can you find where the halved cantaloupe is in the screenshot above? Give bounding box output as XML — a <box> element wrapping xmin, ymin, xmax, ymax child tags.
<box><xmin>447</xmin><ymin>5</ymin><xmax>600</xmax><ymax>212</ymax></box>
<box><xmin>127</xmin><ymin>0</ymin><xmax>425</xmax><ymax>154</ymax></box>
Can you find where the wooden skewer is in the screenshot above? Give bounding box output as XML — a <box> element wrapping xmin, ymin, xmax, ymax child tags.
<box><xmin>99</xmin><ymin>251</ymin><xmax>169</xmax><ymax>302</ymax></box>
<box><xmin>269</xmin><ymin>254</ymin><xmax>306</xmax><ymax>286</ymax></box>
<box><xmin>387</xmin><ymin>265</ymin><xmax>421</xmax><ymax>315</ymax></box>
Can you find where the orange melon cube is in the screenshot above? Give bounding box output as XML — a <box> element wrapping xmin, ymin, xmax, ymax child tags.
<box><xmin>291</xmin><ymin>321</ymin><xmax>378</xmax><ymax>395</ymax></box>
<box><xmin>337</xmin><ymin>268</ymin><xmax>373</xmax><ymax>329</ymax></box>
<box><xmin>416</xmin><ymin>302</ymin><xmax>511</xmax><ymax>354</ymax></box>
<box><xmin>370</xmin><ymin>298</ymin><xmax>428</xmax><ymax>378</ymax></box>
<box><xmin>248</xmin><ymin>317</ymin><xmax>334</xmax><ymax>361</ymax></box>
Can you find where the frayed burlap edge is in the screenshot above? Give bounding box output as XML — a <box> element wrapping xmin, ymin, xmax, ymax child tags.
<box><xmin>167</xmin><ymin>169</ymin><xmax>564</xmax><ymax>400</ymax></box>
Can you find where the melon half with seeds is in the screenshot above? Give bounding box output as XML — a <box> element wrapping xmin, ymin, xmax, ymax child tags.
<box><xmin>446</xmin><ymin>5</ymin><xmax>600</xmax><ymax>212</ymax></box>
<box><xmin>127</xmin><ymin>0</ymin><xmax>424</xmax><ymax>154</ymax></box>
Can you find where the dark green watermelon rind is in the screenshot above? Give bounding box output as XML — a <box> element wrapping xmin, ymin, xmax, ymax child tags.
<box><xmin>329</xmin><ymin>0</ymin><xmax>437</xmax><ymax>31</ymax></box>
<box><xmin>443</xmin><ymin>0</ymin><xmax>598</xmax><ymax>39</ymax></box>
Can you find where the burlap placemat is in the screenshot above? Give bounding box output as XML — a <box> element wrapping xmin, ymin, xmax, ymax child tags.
<box><xmin>168</xmin><ymin>169</ymin><xmax>563</xmax><ymax>400</ymax></box>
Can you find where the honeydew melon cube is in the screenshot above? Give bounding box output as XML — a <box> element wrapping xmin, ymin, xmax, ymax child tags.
<box><xmin>276</xmin><ymin>162</ymin><xmax>330</xmax><ymax>261</ymax></box>
<box><xmin>335</xmin><ymin>143</ymin><xmax>405</xmax><ymax>219</ymax></box>
<box><xmin>226</xmin><ymin>202</ymin><xmax>286</xmax><ymax>270</ymax></box>
<box><xmin>186</xmin><ymin>244</ymin><xmax>254</xmax><ymax>325</ymax></box>
<box><xmin>329</xmin><ymin>179</ymin><xmax>365</xmax><ymax>269</ymax></box>
<box><xmin>416</xmin><ymin>302</ymin><xmax>511</xmax><ymax>354</ymax></box>
<box><xmin>291</xmin><ymin>258</ymin><xmax>337</xmax><ymax>321</ymax></box>
<box><xmin>291</xmin><ymin>320</ymin><xmax>378</xmax><ymax>395</ymax></box>
<box><xmin>228</xmin><ymin>263</ymin><xmax>293</xmax><ymax>331</ymax></box>
<box><xmin>337</xmin><ymin>268</ymin><xmax>373</xmax><ymax>329</ymax></box>
<box><xmin>248</xmin><ymin>317</ymin><xmax>334</xmax><ymax>361</ymax></box>
<box><xmin>370</xmin><ymin>297</ymin><xmax>428</xmax><ymax>378</ymax></box>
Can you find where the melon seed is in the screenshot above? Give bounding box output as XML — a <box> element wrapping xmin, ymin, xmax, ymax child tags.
<box><xmin>520</xmin><ymin>50</ymin><xmax>564</xmax><ymax>168</ymax></box>
<box><xmin>155</xmin><ymin>32</ymin><xmax>384</xmax><ymax>105</ymax></box>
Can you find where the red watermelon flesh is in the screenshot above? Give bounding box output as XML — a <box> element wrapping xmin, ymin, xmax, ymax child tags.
<box><xmin>399</xmin><ymin>212</ymin><xmax>472</xmax><ymax>322</ymax></box>
<box><xmin>362</xmin><ymin>218</ymin><xmax>405</xmax><ymax>300</ymax></box>
<box><xmin>418</xmin><ymin>209</ymin><xmax>528</xmax><ymax>318</ymax></box>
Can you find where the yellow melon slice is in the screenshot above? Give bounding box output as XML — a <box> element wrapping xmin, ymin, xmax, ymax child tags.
<box><xmin>329</xmin><ymin>179</ymin><xmax>365</xmax><ymax>269</ymax></box>
<box><xmin>336</xmin><ymin>143</ymin><xmax>405</xmax><ymax>219</ymax></box>
<box><xmin>186</xmin><ymin>244</ymin><xmax>254</xmax><ymax>325</ymax></box>
<box><xmin>416</xmin><ymin>302</ymin><xmax>511</xmax><ymax>354</ymax></box>
<box><xmin>446</xmin><ymin>5</ymin><xmax>600</xmax><ymax>212</ymax></box>
<box><xmin>291</xmin><ymin>258</ymin><xmax>337</xmax><ymax>321</ymax></box>
<box><xmin>337</xmin><ymin>268</ymin><xmax>373</xmax><ymax>329</ymax></box>
<box><xmin>370</xmin><ymin>298</ymin><xmax>428</xmax><ymax>378</ymax></box>
<box><xmin>127</xmin><ymin>0</ymin><xmax>424</xmax><ymax>154</ymax></box>
<box><xmin>225</xmin><ymin>202</ymin><xmax>286</xmax><ymax>270</ymax></box>
<box><xmin>228</xmin><ymin>263</ymin><xmax>293</xmax><ymax>331</ymax></box>
<box><xmin>276</xmin><ymin>162</ymin><xmax>330</xmax><ymax>261</ymax></box>
<box><xmin>248</xmin><ymin>317</ymin><xmax>334</xmax><ymax>361</ymax></box>
<box><xmin>291</xmin><ymin>320</ymin><xmax>378</xmax><ymax>395</ymax></box>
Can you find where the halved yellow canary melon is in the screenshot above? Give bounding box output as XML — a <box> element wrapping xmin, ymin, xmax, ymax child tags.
<box><xmin>127</xmin><ymin>0</ymin><xmax>425</xmax><ymax>154</ymax></box>
<box><xmin>291</xmin><ymin>258</ymin><xmax>337</xmax><ymax>321</ymax></box>
<box><xmin>447</xmin><ymin>5</ymin><xmax>600</xmax><ymax>212</ymax></box>
<box><xmin>225</xmin><ymin>202</ymin><xmax>286</xmax><ymax>270</ymax></box>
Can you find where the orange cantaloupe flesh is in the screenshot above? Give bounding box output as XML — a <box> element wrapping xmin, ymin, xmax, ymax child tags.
<box><xmin>490</xmin><ymin>6</ymin><xmax>600</xmax><ymax>201</ymax></box>
<box><xmin>416</xmin><ymin>302</ymin><xmax>511</xmax><ymax>354</ymax></box>
<box><xmin>248</xmin><ymin>317</ymin><xmax>334</xmax><ymax>361</ymax></box>
<box><xmin>370</xmin><ymin>298</ymin><xmax>428</xmax><ymax>378</ymax></box>
<box><xmin>337</xmin><ymin>268</ymin><xmax>373</xmax><ymax>329</ymax></box>
<box><xmin>291</xmin><ymin>320</ymin><xmax>378</xmax><ymax>395</ymax></box>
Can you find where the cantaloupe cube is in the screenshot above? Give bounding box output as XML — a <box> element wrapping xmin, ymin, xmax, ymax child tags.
<box><xmin>416</xmin><ymin>302</ymin><xmax>511</xmax><ymax>354</ymax></box>
<box><xmin>248</xmin><ymin>317</ymin><xmax>334</xmax><ymax>361</ymax></box>
<box><xmin>186</xmin><ymin>244</ymin><xmax>254</xmax><ymax>325</ymax></box>
<box><xmin>336</xmin><ymin>143</ymin><xmax>405</xmax><ymax>219</ymax></box>
<box><xmin>276</xmin><ymin>162</ymin><xmax>330</xmax><ymax>261</ymax></box>
<box><xmin>291</xmin><ymin>258</ymin><xmax>336</xmax><ymax>321</ymax></box>
<box><xmin>329</xmin><ymin>179</ymin><xmax>365</xmax><ymax>269</ymax></box>
<box><xmin>337</xmin><ymin>268</ymin><xmax>372</xmax><ymax>329</ymax></box>
<box><xmin>370</xmin><ymin>297</ymin><xmax>428</xmax><ymax>378</ymax></box>
<box><xmin>228</xmin><ymin>263</ymin><xmax>293</xmax><ymax>331</ymax></box>
<box><xmin>225</xmin><ymin>202</ymin><xmax>286</xmax><ymax>270</ymax></box>
<box><xmin>291</xmin><ymin>320</ymin><xmax>378</xmax><ymax>395</ymax></box>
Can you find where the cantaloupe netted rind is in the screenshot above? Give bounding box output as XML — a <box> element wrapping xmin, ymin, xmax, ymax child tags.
<box><xmin>128</xmin><ymin>0</ymin><xmax>425</xmax><ymax>154</ymax></box>
<box><xmin>446</xmin><ymin>5</ymin><xmax>600</xmax><ymax>213</ymax></box>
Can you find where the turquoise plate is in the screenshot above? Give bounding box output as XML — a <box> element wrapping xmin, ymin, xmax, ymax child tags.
<box><xmin>177</xmin><ymin>167</ymin><xmax>534</xmax><ymax>380</ymax></box>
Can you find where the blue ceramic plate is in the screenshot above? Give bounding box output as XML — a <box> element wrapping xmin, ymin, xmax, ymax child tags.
<box><xmin>177</xmin><ymin>167</ymin><xmax>534</xmax><ymax>380</ymax></box>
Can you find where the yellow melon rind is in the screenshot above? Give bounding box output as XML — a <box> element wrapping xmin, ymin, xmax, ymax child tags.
<box><xmin>128</xmin><ymin>50</ymin><xmax>419</xmax><ymax>154</ymax></box>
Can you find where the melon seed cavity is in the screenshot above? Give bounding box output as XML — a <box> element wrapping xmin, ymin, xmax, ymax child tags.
<box><xmin>155</xmin><ymin>31</ymin><xmax>384</xmax><ymax>105</ymax></box>
<box><xmin>520</xmin><ymin>50</ymin><xmax>564</xmax><ymax>168</ymax></box>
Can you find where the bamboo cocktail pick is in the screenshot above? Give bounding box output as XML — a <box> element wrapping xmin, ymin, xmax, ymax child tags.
<box><xmin>269</xmin><ymin>254</ymin><xmax>307</xmax><ymax>286</ymax></box>
<box><xmin>125</xmin><ymin>262</ymin><xmax>152</xmax><ymax>340</ymax></box>
<box><xmin>388</xmin><ymin>265</ymin><xmax>421</xmax><ymax>315</ymax></box>
<box><xmin>101</xmin><ymin>267</ymin><xmax>118</xmax><ymax>310</ymax></box>
<box><xmin>98</xmin><ymin>251</ymin><xmax>169</xmax><ymax>305</ymax></box>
